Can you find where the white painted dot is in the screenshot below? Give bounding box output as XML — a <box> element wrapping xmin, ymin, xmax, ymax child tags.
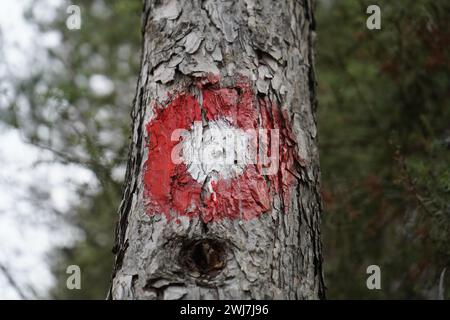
<box><xmin>181</xmin><ymin>119</ymin><xmax>252</xmax><ymax>187</ymax></box>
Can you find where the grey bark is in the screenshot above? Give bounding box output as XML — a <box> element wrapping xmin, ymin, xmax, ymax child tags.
<box><xmin>110</xmin><ymin>0</ymin><xmax>325</xmax><ymax>299</ymax></box>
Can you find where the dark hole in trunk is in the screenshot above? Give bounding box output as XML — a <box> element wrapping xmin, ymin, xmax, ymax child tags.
<box><xmin>180</xmin><ymin>239</ymin><xmax>226</xmax><ymax>277</ymax></box>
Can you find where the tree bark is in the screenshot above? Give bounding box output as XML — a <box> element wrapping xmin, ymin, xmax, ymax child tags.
<box><xmin>110</xmin><ymin>0</ymin><xmax>325</xmax><ymax>299</ymax></box>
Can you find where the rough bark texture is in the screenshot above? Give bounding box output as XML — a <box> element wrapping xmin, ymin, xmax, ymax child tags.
<box><xmin>110</xmin><ymin>0</ymin><xmax>325</xmax><ymax>299</ymax></box>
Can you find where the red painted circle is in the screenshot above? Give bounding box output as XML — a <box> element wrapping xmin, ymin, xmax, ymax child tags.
<box><xmin>144</xmin><ymin>79</ymin><xmax>299</xmax><ymax>222</ymax></box>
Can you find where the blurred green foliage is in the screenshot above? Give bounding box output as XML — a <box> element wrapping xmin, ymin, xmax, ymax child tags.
<box><xmin>2</xmin><ymin>0</ymin><xmax>448</xmax><ymax>299</ymax></box>
<box><xmin>317</xmin><ymin>0</ymin><xmax>449</xmax><ymax>298</ymax></box>
<box><xmin>10</xmin><ymin>0</ymin><xmax>142</xmax><ymax>299</ymax></box>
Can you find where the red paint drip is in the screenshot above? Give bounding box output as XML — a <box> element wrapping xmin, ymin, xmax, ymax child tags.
<box><xmin>143</xmin><ymin>79</ymin><xmax>300</xmax><ymax>222</ymax></box>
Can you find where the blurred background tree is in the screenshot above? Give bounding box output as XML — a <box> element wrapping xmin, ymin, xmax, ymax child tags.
<box><xmin>1</xmin><ymin>0</ymin><xmax>448</xmax><ymax>299</ymax></box>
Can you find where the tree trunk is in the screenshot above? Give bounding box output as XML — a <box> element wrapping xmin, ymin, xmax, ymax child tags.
<box><xmin>110</xmin><ymin>0</ymin><xmax>324</xmax><ymax>300</ymax></box>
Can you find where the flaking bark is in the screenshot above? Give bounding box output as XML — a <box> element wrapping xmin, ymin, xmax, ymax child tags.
<box><xmin>110</xmin><ymin>0</ymin><xmax>325</xmax><ymax>300</ymax></box>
